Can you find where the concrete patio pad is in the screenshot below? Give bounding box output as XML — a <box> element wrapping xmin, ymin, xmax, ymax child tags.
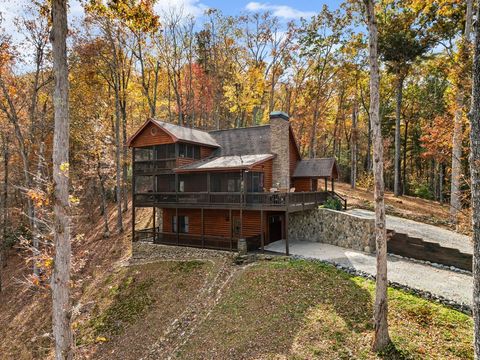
<box><xmin>265</xmin><ymin>239</ymin><xmax>472</xmax><ymax>306</ymax></box>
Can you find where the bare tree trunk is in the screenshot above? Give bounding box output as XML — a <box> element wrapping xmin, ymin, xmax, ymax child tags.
<box><xmin>394</xmin><ymin>75</ymin><xmax>403</xmax><ymax>196</ymax></box>
<box><xmin>469</xmin><ymin>4</ymin><xmax>480</xmax><ymax>358</ymax></box>
<box><xmin>0</xmin><ymin>134</ymin><xmax>9</xmax><ymax>292</ymax></box>
<box><xmin>97</xmin><ymin>159</ymin><xmax>110</xmax><ymax>238</ymax></box>
<box><xmin>0</xmin><ymin>80</ymin><xmax>34</xmax><ymax>229</ymax></box>
<box><xmin>32</xmin><ymin>142</ymin><xmax>45</xmax><ymax>277</ymax></box>
<box><xmin>351</xmin><ymin>100</ymin><xmax>358</xmax><ymax>189</ymax></box>
<box><xmin>402</xmin><ymin>119</ymin><xmax>409</xmax><ymax>195</ymax></box>
<box><xmin>121</xmin><ymin>106</ymin><xmax>128</xmax><ymax>213</ymax></box>
<box><xmin>439</xmin><ymin>163</ymin><xmax>444</xmax><ymax>204</ymax></box>
<box><xmin>364</xmin><ymin>0</ymin><xmax>391</xmax><ymax>352</ymax></box>
<box><xmin>309</xmin><ymin>97</ymin><xmax>320</xmax><ymax>158</ymax></box>
<box><xmin>50</xmin><ymin>0</ymin><xmax>73</xmax><ymax>358</ymax></box>
<box><xmin>114</xmin><ymin>86</ymin><xmax>124</xmax><ymax>232</ymax></box>
<box><xmin>451</xmin><ymin>0</ymin><xmax>474</xmax><ymax>223</ymax></box>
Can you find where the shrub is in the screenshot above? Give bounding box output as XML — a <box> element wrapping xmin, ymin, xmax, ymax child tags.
<box><xmin>321</xmin><ymin>197</ymin><xmax>343</xmax><ymax>211</ymax></box>
<box><xmin>413</xmin><ymin>183</ymin><xmax>434</xmax><ymax>200</ymax></box>
<box><xmin>356</xmin><ymin>172</ymin><xmax>374</xmax><ymax>191</ymax></box>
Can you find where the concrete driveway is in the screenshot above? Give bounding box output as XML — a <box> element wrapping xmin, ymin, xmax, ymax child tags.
<box><xmin>265</xmin><ymin>239</ymin><xmax>472</xmax><ymax>306</ymax></box>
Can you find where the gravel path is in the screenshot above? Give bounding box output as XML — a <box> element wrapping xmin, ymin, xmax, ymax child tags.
<box><xmin>265</xmin><ymin>240</ymin><xmax>472</xmax><ymax>306</ymax></box>
<box><xmin>347</xmin><ymin>208</ymin><xmax>473</xmax><ymax>254</ymax></box>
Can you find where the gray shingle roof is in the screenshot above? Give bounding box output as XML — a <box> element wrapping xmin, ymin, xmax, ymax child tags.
<box><xmin>293</xmin><ymin>158</ymin><xmax>339</xmax><ymax>179</ymax></box>
<box><xmin>175</xmin><ymin>154</ymin><xmax>274</xmax><ymax>172</ymax></box>
<box><xmin>153</xmin><ymin>119</ymin><xmax>220</xmax><ymax>147</ymax></box>
<box><xmin>209</xmin><ymin>125</ymin><xmax>271</xmax><ymax>156</ymax></box>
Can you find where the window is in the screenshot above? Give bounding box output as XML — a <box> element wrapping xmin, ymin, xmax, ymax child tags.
<box><xmin>179</xmin><ymin>143</ymin><xmax>186</xmax><ymax>158</ymax></box>
<box><xmin>187</xmin><ymin>145</ymin><xmax>194</xmax><ymax>158</ymax></box>
<box><xmin>178</xmin><ymin>143</ymin><xmax>200</xmax><ymax>159</ymax></box>
<box><xmin>194</xmin><ymin>146</ymin><xmax>201</xmax><ymax>159</ymax></box>
<box><xmin>155</xmin><ymin>144</ymin><xmax>175</xmax><ymax>159</ymax></box>
<box><xmin>178</xmin><ymin>180</ymin><xmax>185</xmax><ymax>192</ymax></box>
<box><xmin>135</xmin><ymin>176</ymin><xmax>154</xmax><ymax>193</ymax></box>
<box><xmin>172</xmin><ymin>216</ymin><xmax>189</xmax><ymax>233</ymax></box>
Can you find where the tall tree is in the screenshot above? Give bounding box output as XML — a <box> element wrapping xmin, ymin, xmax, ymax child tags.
<box><xmin>468</xmin><ymin>1</ymin><xmax>480</xmax><ymax>357</ymax></box>
<box><xmin>378</xmin><ymin>0</ymin><xmax>434</xmax><ymax>196</ymax></box>
<box><xmin>50</xmin><ymin>0</ymin><xmax>73</xmax><ymax>358</ymax></box>
<box><xmin>0</xmin><ymin>132</ymin><xmax>8</xmax><ymax>293</ymax></box>
<box><xmin>363</xmin><ymin>0</ymin><xmax>391</xmax><ymax>351</ymax></box>
<box><xmin>450</xmin><ymin>0</ymin><xmax>473</xmax><ymax>223</ymax></box>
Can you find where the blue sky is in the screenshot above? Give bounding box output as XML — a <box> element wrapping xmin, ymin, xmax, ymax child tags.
<box><xmin>1</xmin><ymin>0</ymin><xmax>344</xmax><ymax>70</ymax></box>
<box><xmin>2</xmin><ymin>0</ymin><xmax>344</xmax><ymax>35</ymax></box>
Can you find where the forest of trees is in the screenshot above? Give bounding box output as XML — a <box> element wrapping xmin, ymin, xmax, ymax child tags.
<box><xmin>0</xmin><ymin>1</ymin><xmax>473</xmax><ymax>246</ymax></box>
<box><xmin>0</xmin><ymin>0</ymin><xmax>478</xmax><ymax>356</ymax></box>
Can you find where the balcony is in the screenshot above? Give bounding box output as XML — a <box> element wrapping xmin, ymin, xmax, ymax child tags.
<box><xmin>133</xmin><ymin>191</ymin><xmax>346</xmax><ymax>212</ymax></box>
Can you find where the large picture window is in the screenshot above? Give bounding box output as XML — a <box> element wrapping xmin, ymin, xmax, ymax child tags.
<box><xmin>172</xmin><ymin>216</ymin><xmax>189</xmax><ymax>233</ymax></box>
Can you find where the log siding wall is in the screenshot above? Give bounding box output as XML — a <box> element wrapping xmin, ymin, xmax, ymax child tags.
<box><xmin>163</xmin><ymin>208</ymin><xmax>266</xmax><ymax>239</ymax></box>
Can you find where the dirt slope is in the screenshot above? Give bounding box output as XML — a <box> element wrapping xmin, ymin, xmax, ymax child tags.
<box><xmin>334</xmin><ymin>182</ymin><xmax>469</xmax><ymax>234</ymax></box>
<box><xmin>0</xmin><ymin>201</ymin><xmax>142</xmax><ymax>359</ymax></box>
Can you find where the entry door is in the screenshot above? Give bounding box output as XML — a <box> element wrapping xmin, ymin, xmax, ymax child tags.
<box><xmin>269</xmin><ymin>215</ymin><xmax>283</xmax><ymax>242</ymax></box>
<box><xmin>232</xmin><ymin>216</ymin><xmax>241</xmax><ymax>238</ymax></box>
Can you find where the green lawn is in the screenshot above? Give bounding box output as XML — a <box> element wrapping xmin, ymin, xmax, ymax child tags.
<box><xmin>178</xmin><ymin>260</ymin><xmax>473</xmax><ymax>360</ymax></box>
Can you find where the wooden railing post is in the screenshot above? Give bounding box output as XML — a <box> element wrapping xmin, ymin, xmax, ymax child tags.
<box><xmin>261</xmin><ymin>209</ymin><xmax>264</xmax><ymax>253</ymax></box>
<box><xmin>153</xmin><ymin>206</ymin><xmax>156</xmax><ymax>243</ymax></box>
<box><xmin>201</xmin><ymin>208</ymin><xmax>204</xmax><ymax>248</ymax></box>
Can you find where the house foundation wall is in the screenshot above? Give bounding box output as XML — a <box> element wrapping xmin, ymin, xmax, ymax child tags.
<box><xmin>288</xmin><ymin>208</ymin><xmax>376</xmax><ymax>253</ymax></box>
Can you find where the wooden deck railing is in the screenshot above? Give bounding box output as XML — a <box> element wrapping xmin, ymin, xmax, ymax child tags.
<box><xmin>133</xmin><ymin>190</ymin><xmax>345</xmax><ymax>210</ymax></box>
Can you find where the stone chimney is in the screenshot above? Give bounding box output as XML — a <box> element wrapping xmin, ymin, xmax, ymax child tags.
<box><xmin>270</xmin><ymin>111</ymin><xmax>290</xmax><ymax>189</ymax></box>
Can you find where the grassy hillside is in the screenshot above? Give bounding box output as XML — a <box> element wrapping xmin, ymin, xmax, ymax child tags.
<box><xmin>0</xmin><ymin>198</ymin><xmax>473</xmax><ymax>359</ymax></box>
<box><xmin>75</xmin><ymin>257</ymin><xmax>472</xmax><ymax>360</ymax></box>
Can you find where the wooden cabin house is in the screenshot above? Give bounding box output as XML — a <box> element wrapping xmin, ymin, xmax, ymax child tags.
<box><xmin>128</xmin><ymin>112</ymin><xmax>345</xmax><ymax>254</ymax></box>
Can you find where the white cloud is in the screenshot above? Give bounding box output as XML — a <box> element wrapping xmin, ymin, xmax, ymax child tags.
<box><xmin>154</xmin><ymin>0</ymin><xmax>208</xmax><ymax>18</ymax></box>
<box><xmin>246</xmin><ymin>2</ymin><xmax>316</xmax><ymax>20</ymax></box>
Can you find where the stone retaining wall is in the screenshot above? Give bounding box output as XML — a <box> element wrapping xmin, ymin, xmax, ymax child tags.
<box><xmin>288</xmin><ymin>208</ymin><xmax>376</xmax><ymax>253</ymax></box>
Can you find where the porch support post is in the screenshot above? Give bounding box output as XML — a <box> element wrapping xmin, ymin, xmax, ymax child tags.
<box><xmin>260</xmin><ymin>209</ymin><xmax>264</xmax><ymax>253</ymax></box>
<box><xmin>207</xmin><ymin>172</ymin><xmax>210</xmax><ymax>194</ymax></box>
<box><xmin>324</xmin><ymin>178</ymin><xmax>328</xmax><ymax>191</ymax></box>
<box><xmin>153</xmin><ymin>206</ymin><xmax>156</xmax><ymax>242</ymax></box>
<box><xmin>132</xmin><ymin>205</ymin><xmax>136</xmax><ymax>242</ymax></box>
<box><xmin>131</xmin><ymin>147</ymin><xmax>136</xmax><ymax>243</ymax></box>
<box><xmin>331</xmin><ymin>178</ymin><xmax>334</xmax><ymax>192</ymax></box>
<box><xmin>201</xmin><ymin>208</ymin><xmax>204</xmax><ymax>248</ymax></box>
<box><xmin>229</xmin><ymin>208</ymin><xmax>233</xmax><ymax>251</ymax></box>
<box><xmin>176</xmin><ymin>207</ymin><xmax>179</xmax><ymax>245</ymax></box>
<box><xmin>285</xmin><ymin>210</ymin><xmax>289</xmax><ymax>256</ymax></box>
